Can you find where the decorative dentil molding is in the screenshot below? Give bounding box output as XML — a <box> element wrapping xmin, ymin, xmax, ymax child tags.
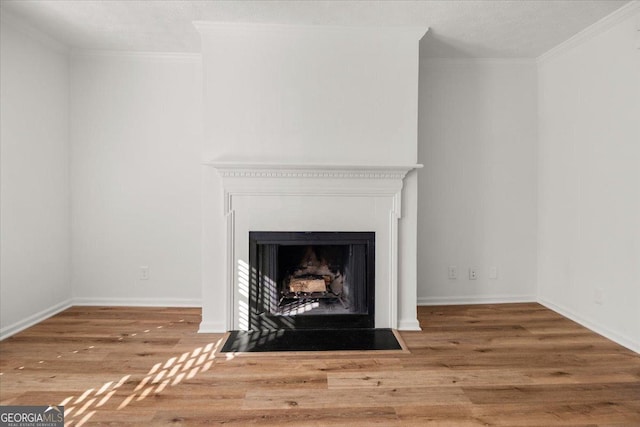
<box><xmin>206</xmin><ymin>161</ymin><xmax>421</xmax><ymax>220</ymax></box>
<box><xmin>204</xmin><ymin>161</ymin><xmax>423</xmax><ymax>180</ymax></box>
<box><xmin>218</xmin><ymin>170</ymin><xmax>410</xmax><ymax>179</ymax></box>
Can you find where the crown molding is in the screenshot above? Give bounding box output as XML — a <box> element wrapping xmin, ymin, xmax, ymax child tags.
<box><xmin>194</xmin><ymin>21</ymin><xmax>428</xmax><ymax>40</ymax></box>
<box><xmin>70</xmin><ymin>49</ymin><xmax>202</xmax><ymax>61</ymax></box>
<box><xmin>0</xmin><ymin>9</ymin><xmax>69</xmax><ymax>54</ymax></box>
<box><xmin>538</xmin><ymin>0</ymin><xmax>640</xmax><ymax>64</ymax></box>
<box><xmin>421</xmin><ymin>57</ymin><xmax>536</xmax><ymax>66</ymax></box>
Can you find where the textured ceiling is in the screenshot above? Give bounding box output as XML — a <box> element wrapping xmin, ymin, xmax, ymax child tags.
<box><xmin>0</xmin><ymin>0</ymin><xmax>630</xmax><ymax>58</ymax></box>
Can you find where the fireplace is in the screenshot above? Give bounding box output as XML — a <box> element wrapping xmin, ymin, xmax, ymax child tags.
<box><xmin>248</xmin><ymin>231</ymin><xmax>375</xmax><ymax>329</ymax></box>
<box><xmin>199</xmin><ymin>162</ymin><xmax>422</xmax><ymax>333</ymax></box>
<box><xmin>197</xmin><ymin>23</ymin><xmax>425</xmax><ymax>333</ymax></box>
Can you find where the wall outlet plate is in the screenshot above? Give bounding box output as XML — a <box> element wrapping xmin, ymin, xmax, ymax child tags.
<box><xmin>594</xmin><ymin>288</ymin><xmax>603</xmax><ymax>305</ymax></box>
<box><xmin>448</xmin><ymin>265</ymin><xmax>458</xmax><ymax>279</ymax></box>
<box><xmin>469</xmin><ymin>267</ymin><xmax>478</xmax><ymax>280</ymax></box>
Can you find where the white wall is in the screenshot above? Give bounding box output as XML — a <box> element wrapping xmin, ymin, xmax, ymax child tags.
<box><xmin>537</xmin><ymin>7</ymin><xmax>640</xmax><ymax>352</ymax></box>
<box><xmin>70</xmin><ymin>53</ymin><xmax>203</xmax><ymax>306</ymax></box>
<box><xmin>198</xmin><ymin>23</ymin><xmax>424</xmax><ymax>164</ymax></box>
<box><xmin>417</xmin><ymin>59</ymin><xmax>538</xmax><ymax>305</ymax></box>
<box><xmin>0</xmin><ymin>19</ymin><xmax>71</xmax><ymax>337</ymax></box>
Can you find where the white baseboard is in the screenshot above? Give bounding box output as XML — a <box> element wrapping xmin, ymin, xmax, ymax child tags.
<box><xmin>397</xmin><ymin>318</ymin><xmax>422</xmax><ymax>331</ymax></box>
<box><xmin>198</xmin><ymin>321</ymin><xmax>227</xmax><ymax>333</ymax></box>
<box><xmin>72</xmin><ymin>297</ymin><xmax>202</xmax><ymax>307</ymax></box>
<box><xmin>0</xmin><ymin>299</ymin><xmax>73</xmax><ymax>340</ymax></box>
<box><xmin>417</xmin><ymin>295</ymin><xmax>536</xmax><ymax>306</ymax></box>
<box><xmin>538</xmin><ymin>298</ymin><xmax>640</xmax><ymax>355</ymax></box>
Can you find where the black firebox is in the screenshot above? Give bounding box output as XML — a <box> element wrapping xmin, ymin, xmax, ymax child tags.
<box><xmin>248</xmin><ymin>231</ymin><xmax>375</xmax><ymax>330</ymax></box>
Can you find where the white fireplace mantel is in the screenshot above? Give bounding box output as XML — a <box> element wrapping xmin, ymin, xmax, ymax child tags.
<box><xmin>204</xmin><ymin>161</ymin><xmax>423</xmax><ymax>180</ymax></box>
<box><xmin>200</xmin><ymin>161</ymin><xmax>422</xmax><ymax>332</ymax></box>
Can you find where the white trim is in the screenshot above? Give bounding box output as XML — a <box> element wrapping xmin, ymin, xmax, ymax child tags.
<box><xmin>207</xmin><ymin>162</ymin><xmax>420</xmax><ymax>330</ymax></box>
<box><xmin>0</xmin><ymin>9</ymin><xmax>69</xmax><ymax>54</ymax></box>
<box><xmin>0</xmin><ymin>298</ymin><xmax>202</xmax><ymax>340</ymax></box>
<box><xmin>636</xmin><ymin>8</ymin><xmax>640</xmax><ymax>48</ymax></box>
<box><xmin>0</xmin><ymin>299</ymin><xmax>73</xmax><ymax>340</ymax></box>
<box><xmin>194</xmin><ymin>21</ymin><xmax>428</xmax><ymax>40</ymax></box>
<box><xmin>225</xmin><ymin>208</ymin><xmax>236</xmax><ymax>331</ymax></box>
<box><xmin>421</xmin><ymin>57</ymin><xmax>536</xmax><ymax>66</ymax></box>
<box><xmin>198</xmin><ymin>321</ymin><xmax>227</xmax><ymax>334</ymax></box>
<box><xmin>220</xmin><ymin>191</ymin><xmax>404</xmax><ymax>330</ymax></box>
<box><xmin>417</xmin><ymin>295</ymin><xmax>536</xmax><ymax>306</ymax></box>
<box><xmin>204</xmin><ymin>161</ymin><xmax>423</xmax><ymax>180</ymax></box>
<box><xmin>397</xmin><ymin>318</ymin><xmax>421</xmax><ymax>331</ymax></box>
<box><xmin>70</xmin><ymin>49</ymin><xmax>202</xmax><ymax>60</ymax></box>
<box><xmin>538</xmin><ymin>0</ymin><xmax>640</xmax><ymax>64</ymax></box>
<box><xmin>72</xmin><ymin>297</ymin><xmax>202</xmax><ymax>307</ymax></box>
<box><xmin>388</xmin><ymin>196</ymin><xmax>401</xmax><ymax>330</ymax></box>
<box><xmin>538</xmin><ymin>298</ymin><xmax>640</xmax><ymax>355</ymax></box>
<box><xmin>4</xmin><ymin>298</ymin><xmax>635</xmax><ymax>352</ymax></box>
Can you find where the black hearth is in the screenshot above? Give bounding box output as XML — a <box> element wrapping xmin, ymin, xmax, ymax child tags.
<box><xmin>248</xmin><ymin>231</ymin><xmax>375</xmax><ymax>329</ymax></box>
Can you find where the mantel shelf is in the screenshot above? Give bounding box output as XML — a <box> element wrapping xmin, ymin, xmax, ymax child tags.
<box><xmin>203</xmin><ymin>161</ymin><xmax>423</xmax><ymax>180</ymax></box>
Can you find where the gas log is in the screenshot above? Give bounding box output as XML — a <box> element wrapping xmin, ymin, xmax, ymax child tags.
<box><xmin>289</xmin><ymin>278</ymin><xmax>326</xmax><ymax>293</ymax></box>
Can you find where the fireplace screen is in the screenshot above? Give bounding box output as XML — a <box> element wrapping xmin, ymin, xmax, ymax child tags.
<box><xmin>248</xmin><ymin>232</ymin><xmax>375</xmax><ymax>330</ymax></box>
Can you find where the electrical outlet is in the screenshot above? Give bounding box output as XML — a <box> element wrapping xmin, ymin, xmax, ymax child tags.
<box><xmin>469</xmin><ymin>267</ymin><xmax>478</xmax><ymax>280</ymax></box>
<box><xmin>140</xmin><ymin>266</ymin><xmax>149</xmax><ymax>280</ymax></box>
<box><xmin>448</xmin><ymin>266</ymin><xmax>458</xmax><ymax>280</ymax></box>
<box><xmin>489</xmin><ymin>266</ymin><xmax>498</xmax><ymax>279</ymax></box>
<box><xmin>594</xmin><ymin>288</ymin><xmax>603</xmax><ymax>305</ymax></box>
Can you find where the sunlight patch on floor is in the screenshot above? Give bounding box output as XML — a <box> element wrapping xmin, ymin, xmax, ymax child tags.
<box><xmin>60</xmin><ymin>338</ymin><xmax>222</xmax><ymax>425</ymax></box>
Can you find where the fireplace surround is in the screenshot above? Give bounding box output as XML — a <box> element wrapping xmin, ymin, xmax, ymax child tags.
<box><xmin>200</xmin><ymin>162</ymin><xmax>422</xmax><ymax>332</ymax></box>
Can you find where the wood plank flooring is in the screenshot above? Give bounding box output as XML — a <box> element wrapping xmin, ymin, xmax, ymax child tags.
<box><xmin>1</xmin><ymin>303</ymin><xmax>638</xmax><ymax>426</ymax></box>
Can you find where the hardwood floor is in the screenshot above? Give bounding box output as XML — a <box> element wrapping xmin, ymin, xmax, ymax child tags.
<box><xmin>1</xmin><ymin>303</ymin><xmax>639</xmax><ymax>426</ymax></box>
